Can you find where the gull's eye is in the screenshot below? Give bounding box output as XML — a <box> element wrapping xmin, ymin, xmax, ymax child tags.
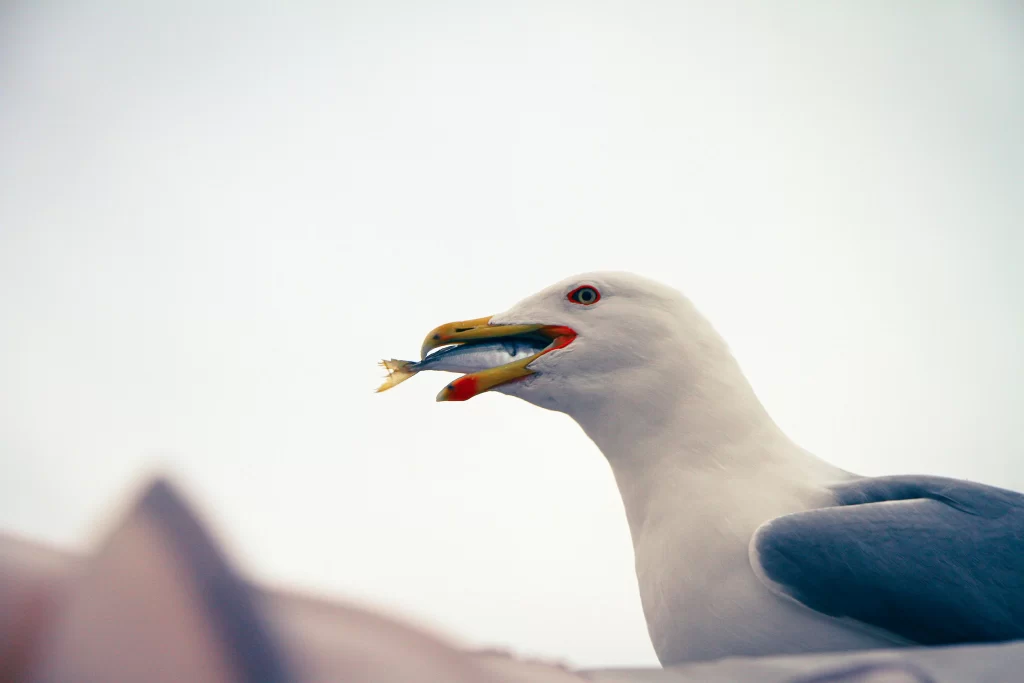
<box><xmin>568</xmin><ymin>285</ymin><xmax>601</xmax><ymax>306</ymax></box>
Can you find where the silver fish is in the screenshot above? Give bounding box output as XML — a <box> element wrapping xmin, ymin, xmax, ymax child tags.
<box><xmin>375</xmin><ymin>339</ymin><xmax>549</xmax><ymax>392</ymax></box>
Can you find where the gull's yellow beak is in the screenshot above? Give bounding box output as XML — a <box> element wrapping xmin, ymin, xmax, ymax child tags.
<box><xmin>420</xmin><ymin>316</ymin><xmax>576</xmax><ymax>402</ymax></box>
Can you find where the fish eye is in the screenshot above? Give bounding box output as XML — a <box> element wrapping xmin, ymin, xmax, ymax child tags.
<box><xmin>568</xmin><ymin>285</ymin><xmax>601</xmax><ymax>306</ymax></box>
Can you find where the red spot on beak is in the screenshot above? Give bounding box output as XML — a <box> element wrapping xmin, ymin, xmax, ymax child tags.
<box><xmin>446</xmin><ymin>375</ymin><xmax>479</xmax><ymax>402</ymax></box>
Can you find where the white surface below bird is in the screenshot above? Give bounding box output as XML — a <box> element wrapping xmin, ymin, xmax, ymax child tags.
<box><xmin>379</xmin><ymin>272</ymin><xmax>1024</xmax><ymax>665</ymax></box>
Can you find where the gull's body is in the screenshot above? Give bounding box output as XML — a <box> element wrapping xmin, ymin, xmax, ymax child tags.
<box><xmin>393</xmin><ymin>271</ymin><xmax>1024</xmax><ymax>665</ymax></box>
<box><xmin>509</xmin><ymin>280</ymin><xmax>897</xmax><ymax>662</ymax></box>
<box><xmin>592</xmin><ymin>404</ymin><xmax>889</xmax><ymax>662</ymax></box>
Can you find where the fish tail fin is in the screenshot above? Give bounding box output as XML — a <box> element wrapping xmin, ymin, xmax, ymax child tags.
<box><xmin>375</xmin><ymin>359</ymin><xmax>418</xmax><ymax>393</ymax></box>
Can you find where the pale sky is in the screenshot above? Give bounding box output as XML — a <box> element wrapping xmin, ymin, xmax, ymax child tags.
<box><xmin>1</xmin><ymin>1</ymin><xmax>1022</xmax><ymax>669</ymax></box>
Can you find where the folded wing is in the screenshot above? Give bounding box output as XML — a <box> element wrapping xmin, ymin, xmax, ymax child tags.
<box><xmin>750</xmin><ymin>475</ymin><xmax>1024</xmax><ymax>645</ymax></box>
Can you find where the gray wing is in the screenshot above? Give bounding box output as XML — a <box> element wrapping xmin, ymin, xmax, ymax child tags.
<box><xmin>750</xmin><ymin>475</ymin><xmax>1024</xmax><ymax>645</ymax></box>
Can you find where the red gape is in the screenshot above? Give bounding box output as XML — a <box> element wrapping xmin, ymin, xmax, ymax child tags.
<box><xmin>544</xmin><ymin>326</ymin><xmax>577</xmax><ymax>349</ymax></box>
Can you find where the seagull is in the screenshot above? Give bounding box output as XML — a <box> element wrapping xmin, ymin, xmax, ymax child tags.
<box><xmin>405</xmin><ymin>271</ymin><xmax>1024</xmax><ymax>666</ymax></box>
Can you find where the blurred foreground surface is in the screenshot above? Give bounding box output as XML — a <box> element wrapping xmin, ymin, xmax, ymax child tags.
<box><xmin>1</xmin><ymin>476</ymin><xmax>1020</xmax><ymax>682</ymax></box>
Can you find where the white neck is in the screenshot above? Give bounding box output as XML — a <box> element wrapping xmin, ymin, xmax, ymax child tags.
<box><xmin>563</xmin><ymin>346</ymin><xmax>843</xmax><ymax>542</ymax></box>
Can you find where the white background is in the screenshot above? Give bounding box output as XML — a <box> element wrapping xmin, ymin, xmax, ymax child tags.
<box><xmin>2</xmin><ymin>1</ymin><xmax>1022</xmax><ymax>668</ymax></box>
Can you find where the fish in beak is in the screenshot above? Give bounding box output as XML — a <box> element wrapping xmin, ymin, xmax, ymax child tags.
<box><xmin>378</xmin><ymin>316</ymin><xmax>576</xmax><ymax>402</ymax></box>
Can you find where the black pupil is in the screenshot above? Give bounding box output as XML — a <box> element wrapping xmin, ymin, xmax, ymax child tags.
<box><xmin>578</xmin><ymin>288</ymin><xmax>595</xmax><ymax>303</ymax></box>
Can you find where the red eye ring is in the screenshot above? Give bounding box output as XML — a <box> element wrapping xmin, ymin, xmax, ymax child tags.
<box><xmin>568</xmin><ymin>285</ymin><xmax>601</xmax><ymax>305</ymax></box>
